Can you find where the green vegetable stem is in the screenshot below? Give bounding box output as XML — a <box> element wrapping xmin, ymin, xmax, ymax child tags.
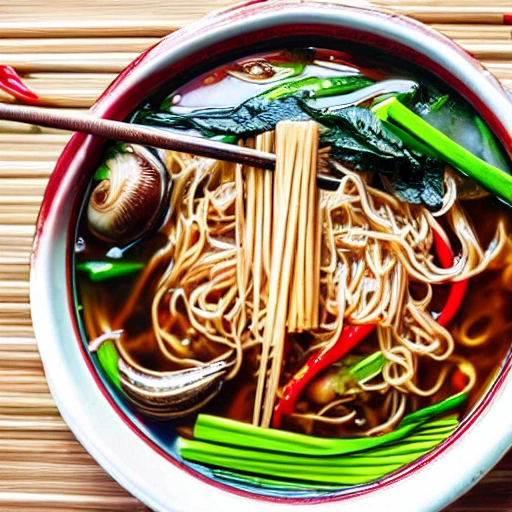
<box><xmin>373</xmin><ymin>97</ymin><xmax>512</xmax><ymax>205</ymax></box>
<box><xmin>262</xmin><ymin>75</ymin><xmax>374</xmax><ymax>101</ymax></box>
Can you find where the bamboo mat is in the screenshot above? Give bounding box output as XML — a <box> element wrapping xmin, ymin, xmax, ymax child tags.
<box><xmin>0</xmin><ymin>0</ymin><xmax>511</xmax><ymax>510</ymax></box>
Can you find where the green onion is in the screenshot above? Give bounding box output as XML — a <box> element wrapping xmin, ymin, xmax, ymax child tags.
<box><xmin>398</xmin><ymin>392</ymin><xmax>466</xmax><ymax>427</ymax></box>
<box><xmin>96</xmin><ymin>341</ymin><xmax>120</xmax><ymax>389</ymax></box>
<box><xmin>192</xmin><ymin>394</ymin><xmax>463</xmax><ymax>457</ymax></box>
<box><xmin>348</xmin><ymin>351</ymin><xmax>387</xmax><ymax>382</ymax></box>
<box><xmin>179</xmin><ymin>395</ymin><xmax>463</xmax><ymax>486</ymax></box>
<box><xmin>373</xmin><ymin>97</ymin><xmax>512</xmax><ymax>204</ymax></box>
<box><xmin>179</xmin><ymin>417</ymin><xmax>457</xmax><ymax>485</ymax></box>
<box><xmin>93</xmin><ymin>164</ymin><xmax>110</xmax><ymax>181</ymax></box>
<box><xmin>76</xmin><ymin>261</ymin><xmax>144</xmax><ymax>282</ymax></box>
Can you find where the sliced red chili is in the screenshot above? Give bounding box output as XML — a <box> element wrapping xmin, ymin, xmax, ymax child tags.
<box><xmin>0</xmin><ymin>65</ymin><xmax>39</xmax><ymax>104</ymax></box>
<box><xmin>271</xmin><ymin>229</ymin><xmax>468</xmax><ymax>428</ymax></box>
<box><xmin>432</xmin><ymin>230</ymin><xmax>468</xmax><ymax>327</ymax></box>
<box><xmin>272</xmin><ymin>323</ymin><xmax>375</xmax><ymax>428</ymax></box>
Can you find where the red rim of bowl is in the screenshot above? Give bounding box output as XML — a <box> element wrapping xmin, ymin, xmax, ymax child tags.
<box><xmin>32</xmin><ymin>1</ymin><xmax>512</xmax><ymax>507</ymax></box>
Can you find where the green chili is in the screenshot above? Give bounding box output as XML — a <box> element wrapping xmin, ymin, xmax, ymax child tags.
<box><xmin>262</xmin><ymin>75</ymin><xmax>374</xmax><ymax>101</ymax></box>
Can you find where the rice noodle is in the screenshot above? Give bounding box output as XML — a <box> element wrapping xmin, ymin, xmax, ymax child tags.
<box><xmin>97</xmin><ymin>123</ymin><xmax>507</xmax><ymax>435</ymax></box>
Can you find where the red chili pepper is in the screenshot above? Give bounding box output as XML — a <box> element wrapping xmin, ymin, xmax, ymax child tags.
<box><xmin>272</xmin><ymin>323</ymin><xmax>375</xmax><ymax>428</ymax></box>
<box><xmin>0</xmin><ymin>65</ymin><xmax>39</xmax><ymax>104</ymax></box>
<box><xmin>271</xmin><ymin>230</ymin><xmax>467</xmax><ymax>428</ymax></box>
<box><xmin>450</xmin><ymin>366</ymin><xmax>469</xmax><ymax>393</ymax></box>
<box><xmin>432</xmin><ymin>230</ymin><xmax>468</xmax><ymax>327</ymax></box>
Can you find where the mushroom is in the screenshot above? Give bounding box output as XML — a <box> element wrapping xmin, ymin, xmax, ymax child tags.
<box><xmin>87</xmin><ymin>144</ymin><xmax>170</xmax><ymax>244</ymax></box>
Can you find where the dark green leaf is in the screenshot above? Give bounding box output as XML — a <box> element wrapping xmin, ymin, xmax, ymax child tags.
<box><xmin>320</xmin><ymin>107</ymin><xmax>445</xmax><ymax>210</ymax></box>
<box><xmin>134</xmin><ymin>96</ymin><xmax>310</xmax><ymax>137</ymax></box>
<box><xmin>134</xmin><ymin>97</ymin><xmax>446</xmax><ymax>210</ymax></box>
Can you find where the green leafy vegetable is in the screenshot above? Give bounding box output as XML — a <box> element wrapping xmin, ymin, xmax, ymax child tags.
<box><xmin>96</xmin><ymin>341</ymin><xmax>121</xmax><ymax>389</ymax></box>
<box><xmin>76</xmin><ymin>261</ymin><xmax>144</xmax><ymax>282</ymax></box>
<box><xmin>134</xmin><ymin>96</ymin><xmax>446</xmax><ymax>210</ymax></box>
<box><xmin>320</xmin><ymin>107</ymin><xmax>445</xmax><ymax>209</ymax></box>
<box><xmin>374</xmin><ymin>98</ymin><xmax>512</xmax><ymax>205</ymax></box>
<box><xmin>134</xmin><ymin>96</ymin><xmax>309</xmax><ymax>137</ymax></box>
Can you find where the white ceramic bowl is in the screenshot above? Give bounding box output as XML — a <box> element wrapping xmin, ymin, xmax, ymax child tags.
<box><xmin>30</xmin><ymin>2</ymin><xmax>512</xmax><ymax>511</ymax></box>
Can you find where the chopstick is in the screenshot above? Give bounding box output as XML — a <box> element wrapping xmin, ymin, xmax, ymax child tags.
<box><xmin>0</xmin><ymin>102</ymin><xmax>344</xmax><ymax>190</ymax></box>
<box><xmin>0</xmin><ymin>102</ymin><xmax>276</xmax><ymax>169</ymax></box>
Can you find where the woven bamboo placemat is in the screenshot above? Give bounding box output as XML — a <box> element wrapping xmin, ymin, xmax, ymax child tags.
<box><xmin>0</xmin><ymin>0</ymin><xmax>510</xmax><ymax>510</ymax></box>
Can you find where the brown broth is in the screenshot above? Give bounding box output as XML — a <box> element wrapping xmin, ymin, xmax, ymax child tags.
<box><xmin>74</xmin><ymin>47</ymin><xmax>512</xmax><ymax>437</ymax></box>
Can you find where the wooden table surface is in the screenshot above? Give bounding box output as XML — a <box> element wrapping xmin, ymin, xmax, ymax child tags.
<box><xmin>0</xmin><ymin>0</ymin><xmax>510</xmax><ymax>510</ymax></box>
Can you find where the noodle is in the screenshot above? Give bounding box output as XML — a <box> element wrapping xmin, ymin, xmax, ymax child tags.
<box><xmin>87</xmin><ymin>120</ymin><xmax>507</xmax><ymax>435</ymax></box>
<box><xmin>255</xmin><ymin>121</ymin><xmax>320</xmax><ymax>427</ymax></box>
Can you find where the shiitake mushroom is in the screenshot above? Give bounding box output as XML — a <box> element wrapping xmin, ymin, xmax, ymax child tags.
<box><xmin>87</xmin><ymin>144</ymin><xmax>170</xmax><ymax>244</ymax></box>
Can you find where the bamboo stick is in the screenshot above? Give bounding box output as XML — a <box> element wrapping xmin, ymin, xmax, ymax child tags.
<box><xmin>459</xmin><ymin>42</ymin><xmax>512</xmax><ymax>59</ymax></box>
<box><xmin>432</xmin><ymin>24</ymin><xmax>512</xmax><ymax>40</ymax></box>
<box><xmin>0</xmin><ymin>274</ymin><xmax>31</xmax><ymax>286</ymax></box>
<box><xmin>0</xmin><ymin>90</ymin><xmax>102</xmax><ymax>109</ymax></box>
<box><xmin>0</xmin><ymin>493</ymin><xmax>147</xmax><ymax>511</ymax></box>
<box><xmin>0</xmin><ymin>437</ymin><xmax>84</xmax><ymax>451</ymax></box>
<box><xmin>0</xmin><ymin>226</ymin><xmax>35</xmax><ymax>236</ymax></box>
<box><xmin>0</xmin><ymin>326</ymin><xmax>34</xmax><ymax>337</ymax></box>
<box><xmin>0</xmin><ymin>53</ymin><xmax>138</xmax><ymax>73</ymax></box>
<box><xmin>0</xmin><ymin>284</ymin><xmax>30</xmax><ymax>302</ymax></box>
<box><xmin>484</xmin><ymin>63</ymin><xmax>512</xmax><ymax>78</ymax></box>
<box><xmin>0</xmin><ymin>120</ymin><xmax>73</xmax><ymax>135</ymax></box>
<box><xmin>0</xmin><ymin>415</ymin><xmax>66</xmax><ymax>431</ymax></box>
<box><xmin>0</xmin><ymin>462</ymin><xmax>111</xmax><ymax>478</ymax></box>
<box><xmin>0</xmin><ymin>320</ymin><xmax>33</xmax><ymax>330</ymax></box>
<box><xmin>0</xmin><ymin>134</ymin><xmax>70</xmax><ymax>144</ymax></box>
<box><xmin>0</xmin><ymin>181</ymin><xmax>47</xmax><ymax>196</ymax></box>
<box><xmin>0</xmin><ymin>196</ymin><xmax>43</xmax><ymax>205</ymax></box>
<box><xmin>0</xmin><ymin>215</ymin><xmax>37</xmax><ymax>225</ymax></box>
<box><xmin>0</xmin><ymin>384</ymin><xmax>47</xmax><ymax>394</ymax></box>
<box><xmin>368</xmin><ymin>4</ymin><xmax>511</xmax><ymax>24</ymax></box>
<box><xmin>0</xmin><ymin>21</ymin><xmax>177</xmax><ymax>39</ymax></box>
<box><xmin>0</xmin><ymin>150</ymin><xmax>62</xmax><ymax>161</ymax></box>
<box><xmin>0</xmin><ymin>164</ymin><xmax>56</xmax><ymax>178</ymax></box>
<box><xmin>0</xmin><ymin>452</ymin><xmax>96</xmax><ymax>465</ymax></box>
<box><xmin>0</xmin><ymin>38</ymin><xmax>160</xmax><ymax>54</ymax></box>
<box><xmin>0</xmin><ymin>205</ymin><xmax>41</xmax><ymax>214</ymax></box>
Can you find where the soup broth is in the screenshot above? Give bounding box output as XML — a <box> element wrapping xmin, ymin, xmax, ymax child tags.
<box><xmin>74</xmin><ymin>47</ymin><xmax>512</xmax><ymax>490</ymax></box>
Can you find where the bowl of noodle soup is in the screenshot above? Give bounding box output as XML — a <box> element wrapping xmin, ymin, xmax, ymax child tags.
<box><xmin>31</xmin><ymin>2</ymin><xmax>512</xmax><ymax>511</ymax></box>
